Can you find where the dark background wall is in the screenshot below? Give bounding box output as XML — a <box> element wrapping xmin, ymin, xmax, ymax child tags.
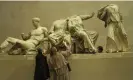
<box><xmin>0</xmin><ymin>1</ymin><xmax>133</xmax><ymax>48</ymax></box>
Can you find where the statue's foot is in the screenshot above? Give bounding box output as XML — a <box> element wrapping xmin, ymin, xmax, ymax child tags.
<box><xmin>91</xmin><ymin>51</ymin><xmax>96</xmax><ymax>54</ymax></box>
<box><xmin>89</xmin><ymin>48</ymin><xmax>97</xmax><ymax>54</ymax></box>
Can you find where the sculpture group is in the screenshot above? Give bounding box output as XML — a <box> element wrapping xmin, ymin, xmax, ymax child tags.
<box><xmin>0</xmin><ymin>4</ymin><xmax>129</xmax><ymax>55</ymax></box>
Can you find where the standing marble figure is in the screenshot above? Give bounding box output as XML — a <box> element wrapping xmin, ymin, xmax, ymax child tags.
<box><xmin>97</xmin><ymin>4</ymin><xmax>128</xmax><ymax>53</ymax></box>
<box><xmin>0</xmin><ymin>17</ymin><xmax>48</xmax><ymax>54</ymax></box>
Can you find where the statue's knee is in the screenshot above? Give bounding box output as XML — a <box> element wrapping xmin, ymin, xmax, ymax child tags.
<box><xmin>7</xmin><ymin>37</ymin><xmax>12</xmax><ymax>39</ymax></box>
<box><xmin>80</xmin><ymin>31</ymin><xmax>87</xmax><ymax>37</ymax></box>
<box><xmin>7</xmin><ymin>37</ymin><xmax>13</xmax><ymax>41</ymax></box>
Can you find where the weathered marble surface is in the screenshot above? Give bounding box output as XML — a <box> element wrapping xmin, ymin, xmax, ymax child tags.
<box><xmin>0</xmin><ymin>53</ymin><xmax>133</xmax><ymax>80</ymax></box>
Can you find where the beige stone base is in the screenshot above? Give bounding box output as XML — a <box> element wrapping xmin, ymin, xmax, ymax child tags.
<box><xmin>0</xmin><ymin>52</ymin><xmax>133</xmax><ymax>80</ymax></box>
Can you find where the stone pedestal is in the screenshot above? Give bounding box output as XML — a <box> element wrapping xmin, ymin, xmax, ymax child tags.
<box><xmin>0</xmin><ymin>52</ymin><xmax>133</xmax><ymax>80</ymax></box>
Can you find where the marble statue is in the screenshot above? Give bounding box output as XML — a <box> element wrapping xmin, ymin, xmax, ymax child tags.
<box><xmin>48</xmin><ymin>19</ymin><xmax>72</xmax><ymax>51</ymax></box>
<box><xmin>97</xmin><ymin>4</ymin><xmax>128</xmax><ymax>53</ymax></box>
<box><xmin>0</xmin><ymin>17</ymin><xmax>48</xmax><ymax>54</ymax></box>
<box><xmin>67</xmin><ymin>13</ymin><xmax>99</xmax><ymax>53</ymax></box>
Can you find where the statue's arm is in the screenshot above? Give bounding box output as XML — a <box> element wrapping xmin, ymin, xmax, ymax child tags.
<box><xmin>40</xmin><ymin>27</ymin><xmax>49</xmax><ymax>42</ymax></box>
<box><xmin>79</xmin><ymin>12</ymin><xmax>95</xmax><ymax>20</ymax></box>
<box><xmin>42</xmin><ymin>27</ymin><xmax>48</xmax><ymax>37</ymax></box>
<box><xmin>21</xmin><ymin>32</ymin><xmax>31</xmax><ymax>40</ymax></box>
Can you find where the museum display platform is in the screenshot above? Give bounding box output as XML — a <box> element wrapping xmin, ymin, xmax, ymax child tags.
<box><xmin>0</xmin><ymin>52</ymin><xmax>133</xmax><ymax>80</ymax></box>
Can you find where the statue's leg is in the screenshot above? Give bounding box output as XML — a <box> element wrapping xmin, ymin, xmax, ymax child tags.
<box><xmin>75</xmin><ymin>38</ymin><xmax>84</xmax><ymax>53</ymax></box>
<box><xmin>8</xmin><ymin>43</ymin><xmax>20</xmax><ymax>54</ymax></box>
<box><xmin>116</xmin><ymin>26</ymin><xmax>128</xmax><ymax>52</ymax></box>
<box><xmin>106</xmin><ymin>23</ymin><xmax>118</xmax><ymax>53</ymax></box>
<box><xmin>0</xmin><ymin>37</ymin><xmax>19</xmax><ymax>51</ymax></box>
<box><xmin>0</xmin><ymin>37</ymin><xmax>35</xmax><ymax>54</ymax></box>
<box><xmin>8</xmin><ymin>42</ymin><xmax>25</xmax><ymax>55</ymax></box>
<box><xmin>86</xmin><ymin>31</ymin><xmax>99</xmax><ymax>45</ymax></box>
<box><xmin>106</xmin><ymin>37</ymin><xmax>118</xmax><ymax>53</ymax></box>
<box><xmin>11</xmin><ymin>40</ymin><xmax>36</xmax><ymax>55</ymax></box>
<box><xmin>78</xmin><ymin>31</ymin><xmax>97</xmax><ymax>52</ymax></box>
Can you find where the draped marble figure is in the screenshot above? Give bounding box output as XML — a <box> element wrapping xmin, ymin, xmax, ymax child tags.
<box><xmin>48</xmin><ymin>19</ymin><xmax>72</xmax><ymax>50</ymax></box>
<box><xmin>97</xmin><ymin>4</ymin><xmax>128</xmax><ymax>53</ymax></box>
<box><xmin>48</xmin><ymin>14</ymin><xmax>99</xmax><ymax>53</ymax></box>
<box><xmin>67</xmin><ymin>13</ymin><xmax>99</xmax><ymax>53</ymax></box>
<box><xmin>0</xmin><ymin>17</ymin><xmax>48</xmax><ymax>54</ymax></box>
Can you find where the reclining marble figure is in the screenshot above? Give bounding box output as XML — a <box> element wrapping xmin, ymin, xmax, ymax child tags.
<box><xmin>0</xmin><ymin>17</ymin><xmax>48</xmax><ymax>54</ymax></box>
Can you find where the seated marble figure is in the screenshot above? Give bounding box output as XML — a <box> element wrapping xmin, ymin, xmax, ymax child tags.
<box><xmin>48</xmin><ymin>13</ymin><xmax>99</xmax><ymax>53</ymax></box>
<box><xmin>48</xmin><ymin>18</ymin><xmax>72</xmax><ymax>52</ymax></box>
<box><xmin>0</xmin><ymin>17</ymin><xmax>48</xmax><ymax>55</ymax></box>
<box><xmin>67</xmin><ymin>13</ymin><xmax>99</xmax><ymax>53</ymax></box>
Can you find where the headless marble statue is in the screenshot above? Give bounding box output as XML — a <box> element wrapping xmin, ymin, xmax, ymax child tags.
<box><xmin>67</xmin><ymin>13</ymin><xmax>99</xmax><ymax>53</ymax></box>
<box><xmin>48</xmin><ymin>19</ymin><xmax>72</xmax><ymax>51</ymax></box>
<box><xmin>97</xmin><ymin>4</ymin><xmax>128</xmax><ymax>53</ymax></box>
<box><xmin>0</xmin><ymin>17</ymin><xmax>48</xmax><ymax>54</ymax></box>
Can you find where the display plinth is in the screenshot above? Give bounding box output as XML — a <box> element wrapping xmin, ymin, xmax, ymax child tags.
<box><xmin>0</xmin><ymin>52</ymin><xmax>133</xmax><ymax>80</ymax></box>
